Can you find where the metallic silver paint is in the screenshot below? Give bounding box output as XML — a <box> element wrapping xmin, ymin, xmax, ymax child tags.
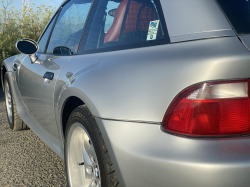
<box><xmin>18</xmin><ymin>53</ymin><xmax>71</xmax><ymax>139</ymax></box>
<box><xmin>3</xmin><ymin>36</ymin><xmax>250</xmax><ymax>186</ymax></box>
<box><xmin>2</xmin><ymin>55</ymin><xmax>22</xmax><ymax>72</ymax></box>
<box><xmin>170</xmin><ymin>30</ymin><xmax>235</xmax><ymax>43</ymax></box>
<box><xmin>160</xmin><ymin>0</ymin><xmax>232</xmax><ymax>37</ymax></box>
<box><xmin>2</xmin><ymin>1</ymin><xmax>250</xmax><ymax>185</ymax></box>
<box><xmin>96</xmin><ymin>118</ymin><xmax>250</xmax><ymax>187</ymax></box>
<box><xmin>239</xmin><ymin>35</ymin><xmax>250</xmax><ymax>51</ymax></box>
<box><xmin>55</xmin><ymin>37</ymin><xmax>250</xmax><ymax>123</ymax></box>
<box><xmin>54</xmin><ymin>55</ymin><xmax>101</xmax><ymax>144</ymax></box>
<box><xmin>1</xmin><ymin>55</ymin><xmax>27</xmax><ymax>91</ymax></box>
<box><xmin>4</xmin><ymin>72</ymin><xmax>64</xmax><ymax>159</ymax></box>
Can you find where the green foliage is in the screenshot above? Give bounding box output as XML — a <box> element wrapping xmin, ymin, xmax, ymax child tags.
<box><xmin>0</xmin><ymin>0</ymin><xmax>55</xmax><ymax>64</ymax></box>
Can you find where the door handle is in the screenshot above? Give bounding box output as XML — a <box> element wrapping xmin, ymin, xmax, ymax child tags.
<box><xmin>43</xmin><ymin>72</ymin><xmax>54</xmax><ymax>80</ymax></box>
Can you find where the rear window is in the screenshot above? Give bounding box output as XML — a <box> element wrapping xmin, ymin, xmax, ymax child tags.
<box><xmin>216</xmin><ymin>0</ymin><xmax>250</xmax><ymax>35</ymax></box>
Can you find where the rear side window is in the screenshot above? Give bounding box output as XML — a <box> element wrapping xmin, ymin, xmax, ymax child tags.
<box><xmin>79</xmin><ymin>0</ymin><xmax>170</xmax><ymax>54</ymax></box>
<box><xmin>216</xmin><ymin>0</ymin><xmax>250</xmax><ymax>35</ymax></box>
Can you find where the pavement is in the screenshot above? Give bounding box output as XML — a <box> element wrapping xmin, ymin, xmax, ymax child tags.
<box><xmin>0</xmin><ymin>86</ymin><xmax>67</xmax><ymax>186</ymax></box>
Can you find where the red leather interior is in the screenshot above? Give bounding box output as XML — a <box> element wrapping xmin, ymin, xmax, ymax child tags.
<box><xmin>123</xmin><ymin>1</ymin><xmax>158</xmax><ymax>34</ymax></box>
<box><xmin>104</xmin><ymin>0</ymin><xmax>128</xmax><ymax>44</ymax></box>
<box><xmin>104</xmin><ymin>0</ymin><xmax>158</xmax><ymax>44</ymax></box>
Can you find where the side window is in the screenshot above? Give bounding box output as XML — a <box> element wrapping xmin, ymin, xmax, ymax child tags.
<box><xmin>80</xmin><ymin>0</ymin><xmax>169</xmax><ymax>54</ymax></box>
<box><xmin>46</xmin><ymin>0</ymin><xmax>93</xmax><ymax>55</ymax></box>
<box><xmin>37</xmin><ymin>12</ymin><xmax>58</xmax><ymax>53</ymax></box>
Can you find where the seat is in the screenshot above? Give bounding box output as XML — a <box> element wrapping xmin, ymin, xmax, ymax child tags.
<box><xmin>104</xmin><ymin>0</ymin><xmax>159</xmax><ymax>45</ymax></box>
<box><xmin>104</xmin><ymin>0</ymin><xmax>129</xmax><ymax>44</ymax></box>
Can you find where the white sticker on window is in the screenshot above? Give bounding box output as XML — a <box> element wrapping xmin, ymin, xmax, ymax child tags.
<box><xmin>147</xmin><ymin>20</ymin><xmax>160</xmax><ymax>41</ymax></box>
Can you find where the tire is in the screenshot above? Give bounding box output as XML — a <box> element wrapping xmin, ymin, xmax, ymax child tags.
<box><xmin>64</xmin><ymin>105</ymin><xmax>120</xmax><ymax>187</ymax></box>
<box><xmin>4</xmin><ymin>73</ymin><xmax>28</xmax><ymax>131</ymax></box>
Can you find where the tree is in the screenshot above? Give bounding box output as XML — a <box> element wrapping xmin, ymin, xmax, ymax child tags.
<box><xmin>0</xmin><ymin>0</ymin><xmax>55</xmax><ymax>64</ymax></box>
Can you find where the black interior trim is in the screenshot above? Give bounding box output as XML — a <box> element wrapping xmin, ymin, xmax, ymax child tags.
<box><xmin>77</xmin><ymin>0</ymin><xmax>97</xmax><ymax>54</ymax></box>
<box><xmin>44</xmin><ymin>7</ymin><xmax>62</xmax><ymax>53</ymax></box>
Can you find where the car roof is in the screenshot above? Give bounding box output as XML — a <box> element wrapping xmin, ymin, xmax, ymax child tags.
<box><xmin>160</xmin><ymin>0</ymin><xmax>232</xmax><ymax>37</ymax></box>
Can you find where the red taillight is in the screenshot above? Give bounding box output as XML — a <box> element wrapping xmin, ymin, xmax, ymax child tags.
<box><xmin>162</xmin><ymin>80</ymin><xmax>250</xmax><ymax>136</ymax></box>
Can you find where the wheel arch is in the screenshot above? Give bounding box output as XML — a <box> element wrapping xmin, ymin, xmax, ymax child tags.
<box><xmin>1</xmin><ymin>54</ymin><xmax>27</xmax><ymax>90</ymax></box>
<box><xmin>57</xmin><ymin>87</ymin><xmax>101</xmax><ymax>140</ymax></box>
<box><xmin>61</xmin><ymin>96</ymin><xmax>85</xmax><ymax>138</ymax></box>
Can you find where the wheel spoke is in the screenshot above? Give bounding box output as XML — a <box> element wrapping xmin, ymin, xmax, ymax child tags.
<box><xmin>67</xmin><ymin>123</ymin><xmax>101</xmax><ymax>187</ymax></box>
<box><xmin>83</xmin><ymin>149</ymin><xmax>92</xmax><ymax>167</ymax></box>
<box><xmin>7</xmin><ymin>92</ymin><xmax>11</xmax><ymax>99</ymax></box>
<box><xmin>4</xmin><ymin>81</ymin><xmax>12</xmax><ymax>124</ymax></box>
<box><xmin>86</xmin><ymin>145</ymin><xmax>96</xmax><ymax>160</ymax></box>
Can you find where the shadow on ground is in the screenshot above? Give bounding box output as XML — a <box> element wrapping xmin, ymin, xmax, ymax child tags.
<box><xmin>0</xmin><ymin>87</ymin><xmax>67</xmax><ymax>186</ymax></box>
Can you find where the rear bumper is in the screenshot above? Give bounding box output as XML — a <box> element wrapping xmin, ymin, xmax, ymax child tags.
<box><xmin>96</xmin><ymin>118</ymin><xmax>250</xmax><ymax>187</ymax></box>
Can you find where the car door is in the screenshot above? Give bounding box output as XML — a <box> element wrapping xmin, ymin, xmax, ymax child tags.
<box><xmin>17</xmin><ymin>0</ymin><xmax>93</xmax><ymax>139</ymax></box>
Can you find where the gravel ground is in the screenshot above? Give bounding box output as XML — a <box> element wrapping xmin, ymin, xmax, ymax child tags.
<box><xmin>0</xmin><ymin>87</ymin><xmax>67</xmax><ymax>186</ymax></box>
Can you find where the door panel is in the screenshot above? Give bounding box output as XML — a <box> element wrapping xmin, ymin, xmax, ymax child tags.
<box><xmin>18</xmin><ymin>54</ymin><xmax>71</xmax><ymax>138</ymax></box>
<box><xmin>17</xmin><ymin>0</ymin><xmax>93</xmax><ymax>139</ymax></box>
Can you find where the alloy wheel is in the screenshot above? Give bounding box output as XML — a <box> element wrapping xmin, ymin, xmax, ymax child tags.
<box><xmin>66</xmin><ymin>122</ymin><xmax>101</xmax><ymax>187</ymax></box>
<box><xmin>4</xmin><ymin>80</ymin><xmax>12</xmax><ymax>124</ymax></box>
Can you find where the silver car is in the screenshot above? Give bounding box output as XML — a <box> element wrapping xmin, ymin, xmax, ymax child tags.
<box><xmin>2</xmin><ymin>0</ymin><xmax>250</xmax><ymax>186</ymax></box>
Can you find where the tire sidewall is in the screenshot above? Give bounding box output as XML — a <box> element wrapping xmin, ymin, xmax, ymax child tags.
<box><xmin>4</xmin><ymin>73</ymin><xmax>14</xmax><ymax>129</ymax></box>
<box><xmin>64</xmin><ymin>106</ymin><xmax>107</xmax><ymax>187</ymax></box>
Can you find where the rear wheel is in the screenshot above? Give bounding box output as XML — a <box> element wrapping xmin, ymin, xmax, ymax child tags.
<box><xmin>4</xmin><ymin>73</ymin><xmax>28</xmax><ymax>131</ymax></box>
<box><xmin>65</xmin><ymin>105</ymin><xmax>120</xmax><ymax>187</ymax></box>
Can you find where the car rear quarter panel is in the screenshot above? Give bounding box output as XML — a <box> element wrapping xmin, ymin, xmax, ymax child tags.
<box><xmin>56</xmin><ymin>36</ymin><xmax>250</xmax><ymax>126</ymax></box>
<box><xmin>96</xmin><ymin>119</ymin><xmax>250</xmax><ymax>187</ymax></box>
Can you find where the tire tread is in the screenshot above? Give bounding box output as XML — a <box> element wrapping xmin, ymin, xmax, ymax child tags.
<box><xmin>65</xmin><ymin>104</ymin><xmax>120</xmax><ymax>187</ymax></box>
<box><xmin>4</xmin><ymin>73</ymin><xmax>28</xmax><ymax>131</ymax></box>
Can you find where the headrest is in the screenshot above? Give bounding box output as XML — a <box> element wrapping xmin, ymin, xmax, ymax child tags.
<box><xmin>104</xmin><ymin>0</ymin><xmax>158</xmax><ymax>44</ymax></box>
<box><xmin>104</xmin><ymin>0</ymin><xmax>128</xmax><ymax>44</ymax></box>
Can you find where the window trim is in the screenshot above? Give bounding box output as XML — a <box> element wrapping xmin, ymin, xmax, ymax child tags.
<box><xmin>42</xmin><ymin>0</ymin><xmax>72</xmax><ymax>50</ymax></box>
<box><xmin>215</xmin><ymin>0</ymin><xmax>250</xmax><ymax>36</ymax></box>
<box><xmin>37</xmin><ymin>9</ymin><xmax>61</xmax><ymax>54</ymax></box>
<box><xmin>44</xmin><ymin>7</ymin><xmax>62</xmax><ymax>54</ymax></box>
<box><xmin>81</xmin><ymin>39</ymin><xmax>170</xmax><ymax>55</ymax></box>
<box><xmin>78</xmin><ymin>0</ymin><xmax>170</xmax><ymax>55</ymax></box>
<box><xmin>76</xmin><ymin>0</ymin><xmax>97</xmax><ymax>54</ymax></box>
<box><xmin>44</xmin><ymin>0</ymin><xmax>96</xmax><ymax>56</ymax></box>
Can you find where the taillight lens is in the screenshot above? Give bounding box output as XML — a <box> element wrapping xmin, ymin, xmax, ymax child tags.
<box><xmin>162</xmin><ymin>80</ymin><xmax>250</xmax><ymax>136</ymax></box>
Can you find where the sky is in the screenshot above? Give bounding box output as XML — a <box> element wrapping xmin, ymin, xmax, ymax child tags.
<box><xmin>2</xmin><ymin>0</ymin><xmax>63</xmax><ymax>10</ymax></box>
